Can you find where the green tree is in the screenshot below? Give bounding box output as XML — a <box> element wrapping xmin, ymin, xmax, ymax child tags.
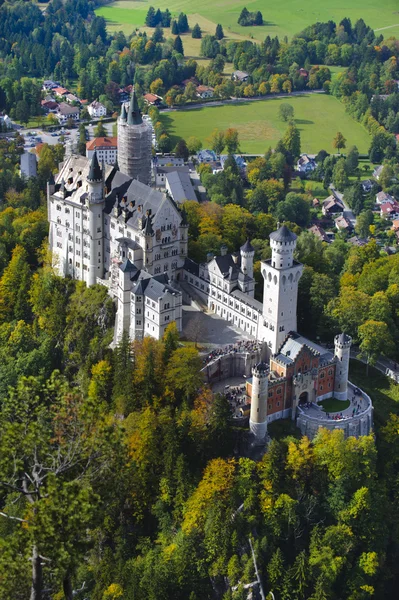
<box><xmin>177</xmin><ymin>13</ymin><xmax>189</xmax><ymax>33</ymax></box>
<box><xmin>359</xmin><ymin>320</ymin><xmax>395</xmax><ymax>373</ymax></box>
<box><xmin>94</xmin><ymin>119</ymin><xmax>107</xmax><ymax>138</ymax></box>
<box><xmin>215</xmin><ymin>24</ymin><xmax>224</xmax><ymax>40</ymax></box>
<box><xmin>174</xmin><ymin>138</ymin><xmax>189</xmax><ymax>161</ymax></box>
<box><xmin>173</xmin><ymin>35</ymin><xmax>184</xmax><ymax>56</ymax></box>
<box><xmin>166</xmin><ymin>346</ymin><xmax>203</xmax><ymax>404</ymax></box>
<box><xmin>192</xmin><ymin>23</ymin><xmax>202</xmax><ymax>39</ymax></box>
<box><xmin>187</xmin><ymin>136</ymin><xmax>203</xmax><ymax>154</ymax></box>
<box><xmin>345</xmin><ymin>145</ymin><xmax>359</xmax><ymax>174</ymax></box>
<box><xmin>225</xmin><ymin>128</ymin><xmax>240</xmax><ymax>154</ymax></box>
<box><xmin>207</xmin><ymin>128</ymin><xmax>225</xmax><ymax>155</ymax></box>
<box><xmin>0</xmin><ymin>245</ymin><xmax>31</xmax><ymax>324</ymax></box>
<box><xmin>356</xmin><ymin>210</ymin><xmax>373</xmax><ymax>239</ymax></box>
<box><xmin>171</xmin><ymin>20</ymin><xmax>179</xmax><ymax>35</ymax></box>
<box><xmin>279</xmin><ymin>103</ymin><xmax>294</xmax><ymax>122</ymax></box>
<box><xmin>332</xmin><ymin>158</ymin><xmax>349</xmax><ymax>191</ymax></box>
<box><xmin>145</xmin><ymin>6</ymin><xmax>156</xmax><ymax>27</ymax></box>
<box><xmin>281</xmin><ymin>123</ymin><xmax>301</xmax><ymax>160</ymax></box>
<box><xmin>112</xmin><ymin>330</ymin><xmax>135</xmax><ymax>415</ymax></box>
<box><xmin>333</xmin><ymin>131</ymin><xmax>347</xmax><ymax>154</ymax></box>
<box><xmin>16</xmin><ymin>99</ymin><xmax>30</xmax><ymax>125</ymax></box>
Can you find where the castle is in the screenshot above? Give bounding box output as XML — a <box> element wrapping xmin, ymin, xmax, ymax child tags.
<box><xmin>47</xmin><ymin>91</ymin><xmax>373</xmax><ymax>440</ymax></box>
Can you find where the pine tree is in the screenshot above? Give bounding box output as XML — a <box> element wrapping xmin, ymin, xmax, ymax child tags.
<box><xmin>238</xmin><ymin>7</ymin><xmax>250</xmax><ymax>26</ymax></box>
<box><xmin>112</xmin><ymin>330</ymin><xmax>135</xmax><ymax>415</ymax></box>
<box><xmin>255</xmin><ymin>11</ymin><xmax>263</xmax><ymax>25</ymax></box>
<box><xmin>177</xmin><ymin>12</ymin><xmax>189</xmax><ymax>33</ymax></box>
<box><xmin>152</xmin><ymin>24</ymin><xmax>164</xmax><ymax>43</ymax></box>
<box><xmin>154</xmin><ymin>8</ymin><xmax>162</xmax><ymax>26</ymax></box>
<box><xmin>171</xmin><ymin>19</ymin><xmax>179</xmax><ymax>35</ymax></box>
<box><xmin>192</xmin><ymin>23</ymin><xmax>202</xmax><ymax>39</ymax></box>
<box><xmin>173</xmin><ymin>35</ymin><xmax>184</xmax><ymax>55</ymax></box>
<box><xmin>215</xmin><ymin>23</ymin><xmax>224</xmax><ymax>40</ymax></box>
<box><xmin>145</xmin><ymin>6</ymin><xmax>156</xmax><ymax>27</ymax></box>
<box><xmin>162</xmin><ymin>8</ymin><xmax>171</xmax><ymax>27</ymax></box>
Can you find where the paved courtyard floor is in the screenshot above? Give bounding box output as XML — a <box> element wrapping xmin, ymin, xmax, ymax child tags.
<box><xmin>300</xmin><ymin>384</ymin><xmax>370</xmax><ymax>423</ymax></box>
<box><xmin>182</xmin><ymin>305</ymin><xmax>254</xmax><ymax>348</ymax></box>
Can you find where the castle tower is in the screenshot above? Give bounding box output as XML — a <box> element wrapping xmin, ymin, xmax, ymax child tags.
<box><xmin>249</xmin><ymin>362</ymin><xmax>269</xmax><ymax>443</ymax></box>
<box><xmin>261</xmin><ymin>225</ymin><xmax>303</xmax><ymax>354</ymax></box>
<box><xmin>117</xmin><ymin>87</ymin><xmax>152</xmax><ymax>185</ymax></box>
<box><xmin>334</xmin><ymin>333</ymin><xmax>352</xmax><ymax>400</ymax></box>
<box><xmin>240</xmin><ymin>239</ymin><xmax>255</xmax><ymax>279</ymax></box>
<box><xmin>87</xmin><ymin>151</ymin><xmax>105</xmax><ymax>286</ymax></box>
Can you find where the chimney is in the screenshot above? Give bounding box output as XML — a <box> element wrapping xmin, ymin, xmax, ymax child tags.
<box><xmin>220</xmin><ymin>244</ymin><xmax>228</xmax><ymax>256</ymax></box>
<box><xmin>232</xmin><ymin>252</ymin><xmax>239</xmax><ymax>264</ymax></box>
<box><xmin>206</xmin><ymin>252</ymin><xmax>214</xmax><ymax>262</ymax></box>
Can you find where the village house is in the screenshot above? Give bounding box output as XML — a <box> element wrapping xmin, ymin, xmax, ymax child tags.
<box><xmin>196</xmin><ymin>85</ymin><xmax>214</xmax><ymax>99</ymax></box>
<box><xmin>53</xmin><ymin>87</ymin><xmax>69</xmax><ymax>98</ymax></box>
<box><xmin>56</xmin><ymin>102</ymin><xmax>79</xmax><ymax>125</ymax></box>
<box><xmin>296</xmin><ymin>154</ymin><xmax>317</xmax><ymax>173</ymax></box>
<box><xmin>143</xmin><ymin>93</ymin><xmax>162</xmax><ymax>106</ymax></box>
<box><xmin>41</xmin><ymin>99</ymin><xmax>58</xmax><ymax>113</ymax></box>
<box><xmin>380</xmin><ymin>201</ymin><xmax>399</xmax><ymax>219</ymax></box>
<box><xmin>42</xmin><ymin>80</ymin><xmax>60</xmax><ymax>92</ymax></box>
<box><xmin>88</xmin><ymin>101</ymin><xmax>107</xmax><ymax>118</ymax></box>
<box><xmin>86</xmin><ymin>137</ymin><xmax>117</xmax><ymax>165</ymax></box>
<box><xmin>308</xmin><ymin>224</ymin><xmax>330</xmax><ymax>243</ymax></box>
<box><xmin>376</xmin><ymin>191</ymin><xmax>394</xmax><ymax>205</ymax></box>
<box><xmin>361</xmin><ymin>179</ymin><xmax>373</xmax><ymax>193</ymax></box>
<box><xmin>165</xmin><ymin>171</ymin><xmax>197</xmax><ymax>204</ymax></box>
<box><xmin>197</xmin><ymin>149</ymin><xmax>217</xmax><ymax>163</ymax></box>
<box><xmin>335</xmin><ymin>215</ymin><xmax>353</xmax><ymax>231</ymax></box>
<box><xmin>65</xmin><ymin>93</ymin><xmax>80</xmax><ymax>105</ymax></box>
<box><xmin>232</xmin><ymin>70</ymin><xmax>249</xmax><ymax>83</ymax></box>
<box><xmin>322</xmin><ymin>195</ymin><xmax>344</xmax><ymax>216</ymax></box>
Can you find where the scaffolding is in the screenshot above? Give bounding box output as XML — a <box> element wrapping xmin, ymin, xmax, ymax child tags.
<box><xmin>117</xmin><ymin>116</ymin><xmax>152</xmax><ymax>185</ymax></box>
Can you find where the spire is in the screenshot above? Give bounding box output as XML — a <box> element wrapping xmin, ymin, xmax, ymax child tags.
<box><xmin>120</xmin><ymin>103</ymin><xmax>127</xmax><ymax>121</ymax></box>
<box><xmin>87</xmin><ymin>151</ymin><xmax>102</xmax><ymax>182</ymax></box>
<box><xmin>48</xmin><ymin>171</ymin><xmax>55</xmax><ymax>185</ymax></box>
<box><xmin>127</xmin><ymin>85</ymin><xmax>143</xmax><ymax>126</ymax></box>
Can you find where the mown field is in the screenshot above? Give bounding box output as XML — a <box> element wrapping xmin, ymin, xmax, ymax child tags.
<box><xmin>160</xmin><ymin>94</ymin><xmax>372</xmax><ymax>154</ymax></box>
<box><xmin>96</xmin><ymin>0</ymin><xmax>399</xmax><ymax>40</ymax></box>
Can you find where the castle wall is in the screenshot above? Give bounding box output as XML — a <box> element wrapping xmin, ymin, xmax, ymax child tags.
<box><xmin>201</xmin><ymin>350</ymin><xmax>262</xmax><ymax>383</ymax></box>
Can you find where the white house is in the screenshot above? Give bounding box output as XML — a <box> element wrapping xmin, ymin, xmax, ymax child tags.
<box><xmin>297</xmin><ymin>154</ymin><xmax>317</xmax><ymax>173</ymax></box>
<box><xmin>196</xmin><ymin>85</ymin><xmax>214</xmax><ymax>99</ymax></box>
<box><xmin>56</xmin><ymin>102</ymin><xmax>79</xmax><ymax>124</ymax></box>
<box><xmin>88</xmin><ymin>101</ymin><xmax>107</xmax><ymax>118</ymax></box>
<box><xmin>86</xmin><ymin>137</ymin><xmax>117</xmax><ymax>165</ymax></box>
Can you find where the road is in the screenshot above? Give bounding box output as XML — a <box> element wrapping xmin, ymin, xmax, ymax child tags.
<box><xmin>161</xmin><ymin>90</ymin><xmax>326</xmax><ymax>113</ymax></box>
<box><xmin>329</xmin><ymin>184</ymin><xmax>357</xmax><ymax>228</ymax></box>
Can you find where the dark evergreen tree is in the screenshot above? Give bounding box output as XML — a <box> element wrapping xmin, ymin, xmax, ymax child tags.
<box><xmin>162</xmin><ymin>8</ymin><xmax>172</xmax><ymax>27</ymax></box>
<box><xmin>152</xmin><ymin>24</ymin><xmax>164</xmax><ymax>43</ymax></box>
<box><xmin>154</xmin><ymin>8</ymin><xmax>162</xmax><ymax>26</ymax></box>
<box><xmin>171</xmin><ymin>19</ymin><xmax>179</xmax><ymax>35</ymax></box>
<box><xmin>255</xmin><ymin>11</ymin><xmax>263</xmax><ymax>25</ymax></box>
<box><xmin>215</xmin><ymin>23</ymin><xmax>224</xmax><ymax>40</ymax></box>
<box><xmin>192</xmin><ymin>23</ymin><xmax>202</xmax><ymax>39</ymax></box>
<box><xmin>173</xmin><ymin>35</ymin><xmax>184</xmax><ymax>55</ymax></box>
<box><xmin>238</xmin><ymin>7</ymin><xmax>250</xmax><ymax>25</ymax></box>
<box><xmin>112</xmin><ymin>330</ymin><xmax>135</xmax><ymax>415</ymax></box>
<box><xmin>174</xmin><ymin>139</ymin><xmax>189</xmax><ymax>161</ymax></box>
<box><xmin>145</xmin><ymin>6</ymin><xmax>156</xmax><ymax>27</ymax></box>
<box><xmin>177</xmin><ymin>12</ymin><xmax>189</xmax><ymax>33</ymax></box>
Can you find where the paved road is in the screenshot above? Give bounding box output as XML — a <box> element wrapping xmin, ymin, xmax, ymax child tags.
<box><xmin>161</xmin><ymin>90</ymin><xmax>326</xmax><ymax>113</ymax></box>
<box><xmin>20</xmin><ymin>122</ymin><xmax>114</xmax><ymax>153</ymax></box>
<box><xmin>351</xmin><ymin>348</ymin><xmax>399</xmax><ymax>382</ymax></box>
<box><xmin>330</xmin><ymin>184</ymin><xmax>357</xmax><ymax>228</ymax></box>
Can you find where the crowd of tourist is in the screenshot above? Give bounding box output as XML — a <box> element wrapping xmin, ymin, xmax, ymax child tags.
<box><xmin>203</xmin><ymin>340</ymin><xmax>262</xmax><ymax>366</ymax></box>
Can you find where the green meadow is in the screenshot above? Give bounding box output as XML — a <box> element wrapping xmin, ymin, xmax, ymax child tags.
<box><xmin>96</xmin><ymin>0</ymin><xmax>399</xmax><ymax>40</ymax></box>
<box><xmin>160</xmin><ymin>94</ymin><xmax>372</xmax><ymax>154</ymax></box>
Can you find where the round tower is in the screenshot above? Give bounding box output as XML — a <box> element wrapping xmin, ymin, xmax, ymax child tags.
<box><xmin>240</xmin><ymin>239</ymin><xmax>255</xmax><ymax>279</ymax></box>
<box><xmin>334</xmin><ymin>333</ymin><xmax>352</xmax><ymax>400</ymax></box>
<box><xmin>249</xmin><ymin>362</ymin><xmax>269</xmax><ymax>443</ymax></box>
<box><xmin>270</xmin><ymin>224</ymin><xmax>297</xmax><ymax>269</ymax></box>
<box><xmin>117</xmin><ymin>87</ymin><xmax>152</xmax><ymax>185</ymax></box>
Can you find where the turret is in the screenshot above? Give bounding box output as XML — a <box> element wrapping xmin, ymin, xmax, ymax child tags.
<box><xmin>87</xmin><ymin>151</ymin><xmax>103</xmax><ymax>203</ymax></box>
<box><xmin>120</xmin><ymin>103</ymin><xmax>127</xmax><ymax>122</ymax></box>
<box><xmin>334</xmin><ymin>333</ymin><xmax>352</xmax><ymax>400</ymax></box>
<box><xmin>240</xmin><ymin>239</ymin><xmax>255</xmax><ymax>279</ymax></box>
<box><xmin>127</xmin><ymin>86</ymin><xmax>143</xmax><ymax>126</ymax></box>
<box><xmin>87</xmin><ymin>151</ymin><xmax>105</xmax><ymax>286</ymax></box>
<box><xmin>249</xmin><ymin>362</ymin><xmax>269</xmax><ymax>443</ymax></box>
<box><xmin>269</xmin><ymin>224</ymin><xmax>297</xmax><ymax>269</ymax></box>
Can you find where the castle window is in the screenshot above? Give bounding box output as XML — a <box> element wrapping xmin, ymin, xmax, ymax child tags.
<box><xmin>277</xmin><ymin>388</ymin><xmax>282</xmax><ymax>395</ymax></box>
<box><xmin>268</xmin><ymin>404</ymin><xmax>272</xmax><ymax>410</ymax></box>
<box><xmin>75</xmin><ymin>262</ymin><xmax>80</xmax><ymax>268</ymax></box>
<box><xmin>57</xmin><ymin>242</ymin><xmax>62</xmax><ymax>248</ymax></box>
<box><xmin>320</xmin><ymin>372</ymin><xmax>325</xmax><ymax>379</ymax></box>
<box><xmin>97</xmin><ymin>227</ymin><xmax>101</xmax><ymax>233</ymax></box>
<box><xmin>65</xmin><ymin>207</ymin><xmax>70</xmax><ymax>214</ymax></box>
<box><xmin>111</xmin><ymin>222</ymin><xmax>115</xmax><ymax>229</ymax></box>
<box><xmin>137</xmin><ymin>308</ymin><xmax>141</xmax><ymax>314</ymax></box>
<box><xmin>328</xmin><ymin>369</ymin><xmax>333</xmax><ymax>375</ymax></box>
<box><xmin>268</xmin><ymin>391</ymin><xmax>273</xmax><ymax>397</ymax></box>
<box><xmin>319</xmin><ymin>386</ymin><xmax>323</xmax><ymax>391</ymax></box>
<box><xmin>277</xmin><ymin>402</ymin><xmax>280</xmax><ymax>407</ymax></box>
<box><xmin>57</xmin><ymin>217</ymin><xmax>61</xmax><ymax>224</ymax></box>
<box><xmin>56</xmin><ymin>205</ymin><xmax>61</xmax><ymax>211</ymax></box>
<box><xmin>136</xmin><ymin>320</ymin><xmax>141</xmax><ymax>325</ymax></box>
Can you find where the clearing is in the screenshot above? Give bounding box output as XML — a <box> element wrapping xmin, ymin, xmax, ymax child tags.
<box><xmin>96</xmin><ymin>0</ymin><xmax>399</xmax><ymax>41</ymax></box>
<box><xmin>160</xmin><ymin>94</ymin><xmax>371</xmax><ymax>154</ymax></box>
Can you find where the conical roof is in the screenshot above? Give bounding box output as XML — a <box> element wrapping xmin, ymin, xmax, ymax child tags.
<box><xmin>127</xmin><ymin>86</ymin><xmax>143</xmax><ymax>126</ymax></box>
<box><xmin>48</xmin><ymin>172</ymin><xmax>55</xmax><ymax>185</ymax></box>
<box><xmin>87</xmin><ymin>151</ymin><xmax>102</xmax><ymax>182</ymax></box>
<box><xmin>270</xmin><ymin>224</ymin><xmax>297</xmax><ymax>243</ymax></box>
<box><xmin>240</xmin><ymin>239</ymin><xmax>254</xmax><ymax>253</ymax></box>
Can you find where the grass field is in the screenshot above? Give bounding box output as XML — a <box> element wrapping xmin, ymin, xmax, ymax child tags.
<box><xmin>160</xmin><ymin>94</ymin><xmax>371</xmax><ymax>154</ymax></box>
<box><xmin>96</xmin><ymin>0</ymin><xmax>399</xmax><ymax>41</ymax></box>
<box><xmin>318</xmin><ymin>398</ymin><xmax>350</xmax><ymax>412</ymax></box>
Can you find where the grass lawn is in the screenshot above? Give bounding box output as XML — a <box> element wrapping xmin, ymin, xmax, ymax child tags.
<box><xmin>318</xmin><ymin>398</ymin><xmax>350</xmax><ymax>412</ymax></box>
<box><xmin>349</xmin><ymin>359</ymin><xmax>399</xmax><ymax>430</ymax></box>
<box><xmin>161</xmin><ymin>94</ymin><xmax>371</xmax><ymax>154</ymax></box>
<box><xmin>96</xmin><ymin>0</ymin><xmax>399</xmax><ymax>41</ymax></box>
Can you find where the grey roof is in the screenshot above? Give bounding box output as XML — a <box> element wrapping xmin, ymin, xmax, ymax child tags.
<box><xmin>278</xmin><ymin>333</ymin><xmax>334</xmax><ymax>362</ymax></box>
<box><xmin>183</xmin><ymin>258</ymin><xmax>199</xmax><ymax>276</ymax></box>
<box><xmin>131</xmin><ymin>272</ymin><xmax>177</xmax><ymax>301</ymax></box>
<box><xmin>270</xmin><ymin>225</ymin><xmax>297</xmax><ymax>243</ymax></box>
<box><xmin>336</xmin><ymin>332</ymin><xmax>351</xmax><ymax>345</ymax></box>
<box><xmin>127</xmin><ymin>87</ymin><xmax>143</xmax><ymax>125</ymax></box>
<box><xmin>240</xmin><ymin>239</ymin><xmax>254</xmax><ymax>253</ymax></box>
<box><xmin>119</xmin><ymin>259</ymin><xmax>138</xmax><ymax>273</ymax></box>
<box><xmin>230</xmin><ymin>289</ymin><xmax>262</xmax><ymax>311</ymax></box>
<box><xmin>120</xmin><ymin>103</ymin><xmax>127</xmax><ymax>121</ymax></box>
<box><xmin>165</xmin><ymin>170</ymin><xmax>197</xmax><ymax>203</ymax></box>
<box><xmin>115</xmin><ymin>237</ymin><xmax>141</xmax><ymax>251</ymax></box>
<box><xmin>88</xmin><ymin>151</ymin><xmax>102</xmax><ymax>182</ymax></box>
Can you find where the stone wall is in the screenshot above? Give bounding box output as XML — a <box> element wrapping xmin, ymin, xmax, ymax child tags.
<box><xmin>202</xmin><ymin>350</ymin><xmax>262</xmax><ymax>383</ymax></box>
